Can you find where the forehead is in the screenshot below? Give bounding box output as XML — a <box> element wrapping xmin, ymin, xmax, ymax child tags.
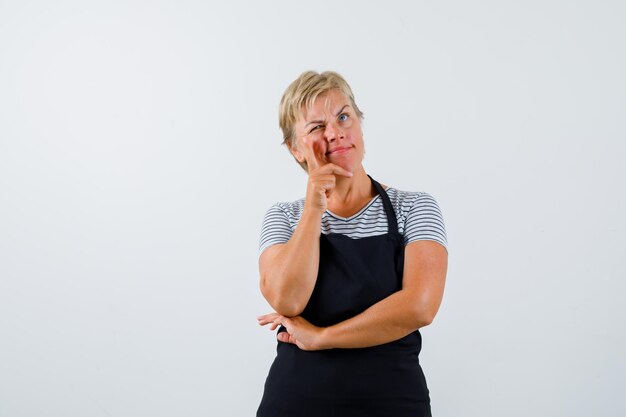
<box><xmin>300</xmin><ymin>89</ymin><xmax>350</xmax><ymax>121</ymax></box>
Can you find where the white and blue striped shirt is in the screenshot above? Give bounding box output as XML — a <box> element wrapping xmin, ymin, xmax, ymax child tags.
<box><xmin>259</xmin><ymin>186</ymin><xmax>448</xmax><ymax>255</ymax></box>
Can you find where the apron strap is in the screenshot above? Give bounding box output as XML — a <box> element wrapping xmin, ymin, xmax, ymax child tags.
<box><xmin>367</xmin><ymin>174</ymin><xmax>399</xmax><ymax>235</ymax></box>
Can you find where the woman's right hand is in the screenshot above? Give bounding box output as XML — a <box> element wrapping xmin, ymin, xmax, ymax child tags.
<box><xmin>258</xmin><ymin>138</ymin><xmax>350</xmax><ymax>317</ymax></box>
<box><xmin>302</xmin><ymin>139</ymin><xmax>353</xmax><ymax>213</ymax></box>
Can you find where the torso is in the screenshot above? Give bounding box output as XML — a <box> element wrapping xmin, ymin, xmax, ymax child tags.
<box><xmin>257</xmin><ymin>177</ymin><xmax>432</xmax><ymax>416</ymax></box>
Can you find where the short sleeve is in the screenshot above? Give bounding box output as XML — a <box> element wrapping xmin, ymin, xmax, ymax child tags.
<box><xmin>259</xmin><ymin>204</ymin><xmax>293</xmax><ymax>256</ymax></box>
<box><xmin>403</xmin><ymin>193</ymin><xmax>448</xmax><ymax>251</ymax></box>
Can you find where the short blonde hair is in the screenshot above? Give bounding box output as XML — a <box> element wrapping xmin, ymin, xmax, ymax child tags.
<box><xmin>279</xmin><ymin>71</ymin><xmax>364</xmax><ymax>171</ymax></box>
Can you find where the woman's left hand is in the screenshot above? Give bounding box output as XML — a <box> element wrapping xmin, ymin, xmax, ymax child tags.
<box><xmin>257</xmin><ymin>313</ymin><xmax>328</xmax><ymax>351</ymax></box>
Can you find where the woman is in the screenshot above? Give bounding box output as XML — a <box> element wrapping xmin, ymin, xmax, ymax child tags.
<box><xmin>256</xmin><ymin>71</ymin><xmax>448</xmax><ymax>416</ymax></box>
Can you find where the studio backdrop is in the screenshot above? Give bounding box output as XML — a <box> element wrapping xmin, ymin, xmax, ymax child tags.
<box><xmin>0</xmin><ymin>1</ymin><xmax>624</xmax><ymax>416</ymax></box>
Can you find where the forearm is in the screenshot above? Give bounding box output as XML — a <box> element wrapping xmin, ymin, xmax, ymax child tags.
<box><xmin>320</xmin><ymin>289</ymin><xmax>433</xmax><ymax>349</ymax></box>
<box><xmin>262</xmin><ymin>209</ymin><xmax>323</xmax><ymax>316</ymax></box>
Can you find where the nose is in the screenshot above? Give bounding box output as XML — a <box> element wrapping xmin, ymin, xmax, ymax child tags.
<box><xmin>324</xmin><ymin>121</ymin><xmax>344</xmax><ymax>142</ymax></box>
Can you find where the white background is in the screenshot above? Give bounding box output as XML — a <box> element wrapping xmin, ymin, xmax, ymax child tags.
<box><xmin>1</xmin><ymin>1</ymin><xmax>624</xmax><ymax>416</ymax></box>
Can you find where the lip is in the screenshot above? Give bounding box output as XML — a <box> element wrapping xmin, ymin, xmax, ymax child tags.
<box><xmin>326</xmin><ymin>146</ymin><xmax>352</xmax><ymax>155</ymax></box>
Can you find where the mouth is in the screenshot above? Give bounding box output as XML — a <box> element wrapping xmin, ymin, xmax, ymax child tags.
<box><xmin>326</xmin><ymin>146</ymin><xmax>352</xmax><ymax>155</ymax></box>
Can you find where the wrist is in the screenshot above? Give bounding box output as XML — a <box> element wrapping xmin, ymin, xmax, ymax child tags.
<box><xmin>318</xmin><ymin>326</ymin><xmax>335</xmax><ymax>350</ymax></box>
<box><xmin>302</xmin><ymin>207</ymin><xmax>325</xmax><ymax>221</ymax></box>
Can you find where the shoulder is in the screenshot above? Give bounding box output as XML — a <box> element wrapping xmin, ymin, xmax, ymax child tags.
<box><xmin>384</xmin><ymin>186</ymin><xmax>436</xmax><ymax>214</ymax></box>
<box><xmin>385</xmin><ymin>186</ymin><xmax>448</xmax><ymax>250</ymax></box>
<box><xmin>263</xmin><ymin>197</ymin><xmax>306</xmax><ymax>224</ymax></box>
<box><xmin>260</xmin><ymin>197</ymin><xmax>307</xmax><ymax>232</ymax></box>
<box><xmin>259</xmin><ymin>197</ymin><xmax>305</xmax><ymax>255</ymax></box>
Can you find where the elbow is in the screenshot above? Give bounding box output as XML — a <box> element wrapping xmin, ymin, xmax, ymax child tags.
<box><xmin>419</xmin><ymin>314</ymin><xmax>435</xmax><ymax>328</ymax></box>
<box><xmin>273</xmin><ymin>300</ymin><xmax>305</xmax><ymax>317</ymax></box>
<box><xmin>413</xmin><ymin>308</ymin><xmax>436</xmax><ymax>329</ymax></box>
<box><xmin>408</xmin><ymin>291</ymin><xmax>441</xmax><ymax>329</ymax></box>
<box><xmin>268</xmin><ymin>291</ymin><xmax>306</xmax><ymax>316</ymax></box>
<box><xmin>260</xmin><ymin>278</ymin><xmax>306</xmax><ymax>317</ymax></box>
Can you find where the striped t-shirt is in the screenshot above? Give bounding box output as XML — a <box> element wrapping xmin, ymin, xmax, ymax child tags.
<box><xmin>259</xmin><ymin>186</ymin><xmax>448</xmax><ymax>255</ymax></box>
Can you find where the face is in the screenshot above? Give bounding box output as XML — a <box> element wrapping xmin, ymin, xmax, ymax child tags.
<box><xmin>290</xmin><ymin>89</ymin><xmax>364</xmax><ymax>173</ymax></box>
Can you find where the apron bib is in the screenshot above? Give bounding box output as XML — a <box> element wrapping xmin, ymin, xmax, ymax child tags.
<box><xmin>257</xmin><ymin>175</ymin><xmax>431</xmax><ymax>417</ymax></box>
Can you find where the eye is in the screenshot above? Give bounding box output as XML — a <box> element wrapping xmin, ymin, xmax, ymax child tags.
<box><xmin>338</xmin><ymin>113</ymin><xmax>349</xmax><ymax>122</ymax></box>
<box><xmin>309</xmin><ymin>124</ymin><xmax>323</xmax><ymax>134</ymax></box>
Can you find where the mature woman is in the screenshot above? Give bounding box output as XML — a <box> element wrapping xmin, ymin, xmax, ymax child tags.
<box><xmin>256</xmin><ymin>71</ymin><xmax>448</xmax><ymax>416</ymax></box>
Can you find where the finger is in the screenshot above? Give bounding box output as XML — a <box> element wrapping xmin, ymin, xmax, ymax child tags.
<box><xmin>277</xmin><ymin>332</ymin><xmax>296</xmax><ymax>345</ymax></box>
<box><xmin>270</xmin><ymin>322</ymin><xmax>280</xmax><ymax>331</ymax></box>
<box><xmin>319</xmin><ymin>163</ymin><xmax>353</xmax><ymax>177</ymax></box>
<box><xmin>257</xmin><ymin>316</ymin><xmax>270</xmax><ymax>324</ymax></box>
<box><xmin>257</xmin><ymin>313</ymin><xmax>279</xmax><ymax>325</ymax></box>
<box><xmin>269</xmin><ymin>316</ymin><xmax>285</xmax><ymax>329</ymax></box>
<box><xmin>302</xmin><ymin>137</ymin><xmax>325</xmax><ymax>171</ymax></box>
<box><xmin>262</xmin><ymin>318</ymin><xmax>284</xmax><ymax>331</ymax></box>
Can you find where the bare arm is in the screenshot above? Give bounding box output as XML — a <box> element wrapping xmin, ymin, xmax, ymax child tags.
<box><xmin>259</xmin><ymin>136</ymin><xmax>353</xmax><ymax>317</ymax></box>
<box><xmin>260</xmin><ymin>240</ymin><xmax>448</xmax><ymax>350</ymax></box>
<box><xmin>320</xmin><ymin>240</ymin><xmax>448</xmax><ymax>349</ymax></box>
<box><xmin>259</xmin><ymin>208</ymin><xmax>323</xmax><ymax>317</ymax></box>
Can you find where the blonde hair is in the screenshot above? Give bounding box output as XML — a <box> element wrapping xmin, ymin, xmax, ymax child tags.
<box><xmin>279</xmin><ymin>71</ymin><xmax>364</xmax><ymax>171</ymax></box>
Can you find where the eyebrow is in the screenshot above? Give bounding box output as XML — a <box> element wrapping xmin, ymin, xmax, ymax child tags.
<box><xmin>305</xmin><ymin>105</ymin><xmax>350</xmax><ymax>128</ymax></box>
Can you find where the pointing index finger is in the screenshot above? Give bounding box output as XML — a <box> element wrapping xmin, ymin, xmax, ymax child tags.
<box><xmin>302</xmin><ymin>137</ymin><xmax>325</xmax><ymax>171</ymax></box>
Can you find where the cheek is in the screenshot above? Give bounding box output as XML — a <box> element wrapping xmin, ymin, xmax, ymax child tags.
<box><xmin>305</xmin><ymin>135</ymin><xmax>327</xmax><ymax>148</ymax></box>
<box><xmin>347</xmin><ymin>130</ymin><xmax>364</xmax><ymax>147</ymax></box>
<box><xmin>291</xmin><ymin>141</ymin><xmax>305</xmax><ymax>160</ymax></box>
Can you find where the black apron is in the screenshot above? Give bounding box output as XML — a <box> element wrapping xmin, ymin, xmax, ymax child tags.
<box><xmin>257</xmin><ymin>175</ymin><xmax>431</xmax><ymax>417</ymax></box>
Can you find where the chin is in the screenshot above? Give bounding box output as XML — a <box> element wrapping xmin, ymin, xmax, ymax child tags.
<box><xmin>327</xmin><ymin>150</ymin><xmax>362</xmax><ymax>173</ymax></box>
<box><xmin>340</xmin><ymin>161</ymin><xmax>359</xmax><ymax>174</ymax></box>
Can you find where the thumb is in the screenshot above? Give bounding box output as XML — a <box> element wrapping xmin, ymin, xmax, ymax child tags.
<box><xmin>277</xmin><ymin>332</ymin><xmax>290</xmax><ymax>342</ymax></box>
